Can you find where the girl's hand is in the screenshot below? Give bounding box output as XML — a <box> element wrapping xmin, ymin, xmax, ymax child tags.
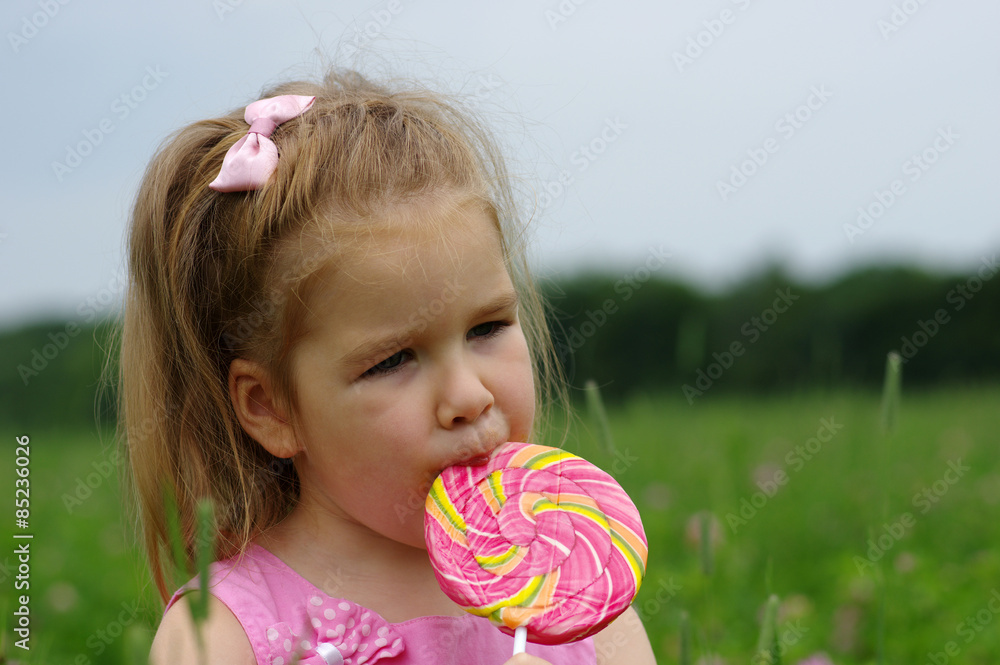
<box><xmin>502</xmin><ymin>656</ymin><xmax>553</xmax><ymax>665</ymax></box>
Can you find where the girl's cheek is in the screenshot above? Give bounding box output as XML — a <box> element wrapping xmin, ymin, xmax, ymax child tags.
<box><xmin>350</xmin><ymin>378</ymin><xmax>402</xmax><ymax>409</ymax></box>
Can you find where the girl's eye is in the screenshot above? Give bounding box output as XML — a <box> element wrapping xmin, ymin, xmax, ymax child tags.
<box><xmin>361</xmin><ymin>323</ymin><xmax>509</xmax><ymax>378</ymax></box>
<box><xmin>362</xmin><ymin>350</ymin><xmax>409</xmax><ymax>378</ymax></box>
<box><xmin>468</xmin><ymin>321</ymin><xmax>508</xmax><ymax>339</ymax></box>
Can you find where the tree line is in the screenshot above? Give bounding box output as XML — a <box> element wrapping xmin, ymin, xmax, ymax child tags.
<box><xmin>543</xmin><ymin>259</ymin><xmax>999</xmax><ymax>403</ymax></box>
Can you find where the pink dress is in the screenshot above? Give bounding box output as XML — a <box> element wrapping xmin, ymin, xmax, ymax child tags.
<box><xmin>165</xmin><ymin>543</ymin><xmax>596</xmax><ymax>665</ymax></box>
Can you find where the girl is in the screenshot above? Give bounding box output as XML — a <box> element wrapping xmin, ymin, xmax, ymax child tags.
<box><xmin>120</xmin><ymin>68</ymin><xmax>655</xmax><ymax>665</ymax></box>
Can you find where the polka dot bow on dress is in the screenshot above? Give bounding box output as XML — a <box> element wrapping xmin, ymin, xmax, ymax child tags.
<box><xmin>265</xmin><ymin>595</ymin><xmax>404</xmax><ymax>665</ymax></box>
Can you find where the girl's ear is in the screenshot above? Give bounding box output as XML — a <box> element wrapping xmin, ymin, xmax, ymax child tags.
<box><xmin>228</xmin><ymin>358</ymin><xmax>300</xmax><ymax>459</ymax></box>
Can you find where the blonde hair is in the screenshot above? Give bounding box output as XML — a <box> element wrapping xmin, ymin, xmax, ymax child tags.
<box><xmin>117</xmin><ymin>69</ymin><xmax>566</xmax><ymax>601</ymax></box>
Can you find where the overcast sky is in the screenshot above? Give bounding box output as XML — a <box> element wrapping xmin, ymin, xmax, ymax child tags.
<box><xmin>4</xmin><ymin>0</ymin><xmax>998</xmax><ymax>327</ymax></box>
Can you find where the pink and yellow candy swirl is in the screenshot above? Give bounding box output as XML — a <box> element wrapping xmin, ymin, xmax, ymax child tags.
<box><xmin>424</xmin><ymin>442</ymin><xmax>648</xmax><ymax>645</ymax></box>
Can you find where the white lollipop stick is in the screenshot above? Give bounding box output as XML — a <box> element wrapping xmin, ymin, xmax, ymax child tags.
<box><xmin>512</xmin><ymin>625</ymin><xmax>527</xmax><ymax>655</ymax></box>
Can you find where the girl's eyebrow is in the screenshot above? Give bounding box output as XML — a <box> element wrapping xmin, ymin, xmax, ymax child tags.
<box><xmin>469</xmin><ymin>290</ymin><xmax>519</xmax><ymax>322</ymax></box>
<box><xmin>340</xmin><ymin>290</ymin><xmax>519</xmax><ymax>369</ymax></box>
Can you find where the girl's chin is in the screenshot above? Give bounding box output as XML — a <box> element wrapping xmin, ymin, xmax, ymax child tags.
<box><xmin>403</xmin><ymin>522</ymin><xmax>430</xmax><ymax>550</ymax></box>
<box><xmin>371</xmin><ymin>516</ymin><xmax>431</xmax><ymax>551</ymax></box>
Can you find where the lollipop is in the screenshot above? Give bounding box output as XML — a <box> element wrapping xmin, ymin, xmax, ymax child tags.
<box><xmin>424</xmin><ymin>442</ymin><xmax>648</xmax><ymax>648</ymax></box>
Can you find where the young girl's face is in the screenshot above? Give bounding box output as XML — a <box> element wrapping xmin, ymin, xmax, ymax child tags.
<box><xmin>286</xmin><ymin>195</ymin><xmax>535</xmax><ymax>549</ymax></box>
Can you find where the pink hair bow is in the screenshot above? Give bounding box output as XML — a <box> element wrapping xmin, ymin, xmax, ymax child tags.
<box><xmin>209</xmin><ymin>94</ymin><xmax>315</xmax><ymax>192</ymax></box>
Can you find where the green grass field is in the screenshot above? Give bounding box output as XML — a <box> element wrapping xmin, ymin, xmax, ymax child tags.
<box><xmin>3</xmin><ymin>386</ymin><xmax>998</xmax><ymax>664</ymax></box>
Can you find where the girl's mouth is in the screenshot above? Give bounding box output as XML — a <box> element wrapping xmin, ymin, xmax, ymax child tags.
<box><xmin>456</xmin><ymin>454</ymin><xmax>492</xmax><ymax>467</ymax></box>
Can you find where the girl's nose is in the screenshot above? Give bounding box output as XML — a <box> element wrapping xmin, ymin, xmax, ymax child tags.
<box><xmin>436</xmin><ymin>357</ymin><xmax>494</xmax><ymax>428</ymax></box>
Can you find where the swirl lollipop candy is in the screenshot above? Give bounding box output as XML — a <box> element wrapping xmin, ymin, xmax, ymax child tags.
<box><xmin>424</xmin><ymin>442</ymin><xmax>648</xmax><ymax>648</ymax></box>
